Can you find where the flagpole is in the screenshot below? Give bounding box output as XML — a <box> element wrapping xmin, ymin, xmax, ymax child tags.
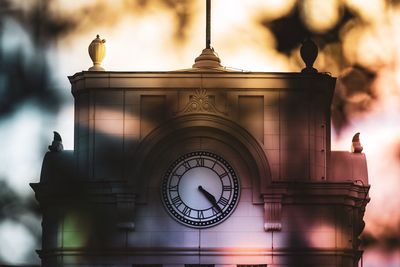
<box><xmin>206</xmin><ymin>0</ymin><xmax>211</xmax><ymax>49</ymax></box>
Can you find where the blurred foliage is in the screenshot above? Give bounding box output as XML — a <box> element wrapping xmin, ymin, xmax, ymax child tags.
<box><xmin>0</xmin><ymin>179</ymin><xmax>40</xmax><ymax>234</ymax></box>
<box><xmin>0</xmin><ymin>0</ymin><xmax>399</xmax><ymax>264</ymax></box>
<box><xmin>0</xmin><ymin>1</ymin><xmax>63</xmax><ymax>118</ymax></box>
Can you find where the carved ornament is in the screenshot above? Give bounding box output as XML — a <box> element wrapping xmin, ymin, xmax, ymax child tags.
<box><xmin>179</xmin><ymin>88</ymin><xmax>226</xmax><ymax>116</ymax></box>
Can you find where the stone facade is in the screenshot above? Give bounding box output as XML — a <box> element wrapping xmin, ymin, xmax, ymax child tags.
<box><xmin>31</xmin><ymin>71</ymin><xmax>369</xmax><ymax>267</ymax></box>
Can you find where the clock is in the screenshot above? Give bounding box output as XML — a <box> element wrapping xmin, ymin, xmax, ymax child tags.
<box><xmin>161</xmin><ymin>151</ymin><xmax>240</xmax><ymax>228</ymax></box>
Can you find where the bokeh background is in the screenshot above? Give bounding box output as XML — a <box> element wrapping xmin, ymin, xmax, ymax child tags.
<box><xmin>0</xmin><ymin>0</ymin><xmax>399</xmax><ymax>266</ymax></box>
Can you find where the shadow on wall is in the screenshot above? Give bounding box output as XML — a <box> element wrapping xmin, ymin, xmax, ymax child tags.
<box><xmin>34</xmin><ymin>76</ymin><xmax>329</xmax><ymax>265</ymax></box>
<box><xmin>1</xmin><ymin>0</ymin><xmax>400</xmax><ymax>265</ymax></box>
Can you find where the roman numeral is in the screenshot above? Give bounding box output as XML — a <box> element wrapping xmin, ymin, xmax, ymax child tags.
<box><xmin>195</xmin><ymin>158</ymin><xmax>204</xmax><ymax>167</ymax></box>
<box><xmin>218</xmin><ymin>197</ymin><xmax>229</xmax><ymax>206</ymax></box>
<box><xmin>171</xmin><ymin>196</ymin><xmax>182</xmax><ymax>207</ymax></box>
<box><xmin>169</xmin><ymin>185</ymin><xmax>178</xmax><ymax>191</ymax></box>
<box><xmin>223</xmin><ymin>185</ymin><xmax>232</xmax><ymax>191</ymax></box>
<box><xmin>182</xmin><ymin>161</ymin><xmax>191</xmax><ymax>170</ymax></box>
<box><xmin>182</xmin><ymin>206</ymin><xmax>191</xmax><ymax>216</ymax></box>
<box><xmin>211</xmin><ymin>206</ymin><xmax>220</xmax><ymax>215</ymax></box>
<box><xmin>218</xmin><ymin>172</ymin><xmax>228</xmax><ymax>178</ymax></box>
<box><xmin>197</xmin><ymin>210</ymin><xmax>205</xmax><ymax>219</ymax></box>
<box><xmin>211</xmin><ymin>160</ymin><xmax>217</xmax><ymax>169</ymax></box>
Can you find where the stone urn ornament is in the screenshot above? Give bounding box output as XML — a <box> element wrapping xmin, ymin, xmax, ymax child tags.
<box><xmin>88</xmin><ymin>34</ymin><xmax>106</xmax><ymax>71</ymax></box>
<box><xmin>300</xmin><ymin>37</ymin><xmax>318</xmax><ymax>73</ymax></box>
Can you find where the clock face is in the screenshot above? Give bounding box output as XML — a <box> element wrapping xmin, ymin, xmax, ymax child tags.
<box><xmin>161</xmin><ymin>151</ymin><xmax>240</xmax><ymax>228</ymax></box>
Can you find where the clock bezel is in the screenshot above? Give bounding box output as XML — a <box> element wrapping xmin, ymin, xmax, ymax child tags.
<box><xmin>161</xmin><ymin>151</ymin><xmax>240</xmax><ymax>228</ymax></box>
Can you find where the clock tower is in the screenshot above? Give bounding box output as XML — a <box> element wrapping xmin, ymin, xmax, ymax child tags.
<box><xmin>31</xmin><ymin>4</ymin><xmax>370</xmax><ymax>266</ymax></box>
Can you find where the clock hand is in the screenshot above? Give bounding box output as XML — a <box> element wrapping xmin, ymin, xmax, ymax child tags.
<box><xmin>198</xmin><ymin>186</ymin><xmax>223</xmax><ymax>213</ymax></box>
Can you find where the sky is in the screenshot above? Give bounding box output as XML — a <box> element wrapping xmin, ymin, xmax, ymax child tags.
<box><xmin>0</xmin><ymin>0</ymin><xmax>399</xmax><ymax>266</ymax></box>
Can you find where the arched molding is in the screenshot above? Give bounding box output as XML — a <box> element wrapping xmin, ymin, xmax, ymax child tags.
<box><xmin>129</xmin><ymin>114</ymin><xmax>271</xmax><ymax>202</ymax></box>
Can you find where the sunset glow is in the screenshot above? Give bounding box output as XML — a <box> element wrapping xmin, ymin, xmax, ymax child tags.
<box><xmin>0</xmin><ymin>0</ymin><xmax>400</xmax><ymax>265</ymax></box>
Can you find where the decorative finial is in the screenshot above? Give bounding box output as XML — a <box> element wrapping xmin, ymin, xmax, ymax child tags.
<box><xmin>300</xmin><ymin>38</ymin><xmax>318</xmax><ymax>73</ymax></box>
<box><xmin>48</xmin><ymin>131</ymin><xmax>64</xmax><ymax>152</ymax></box>
<box><xmin>88</xmin><ymin>34</ymin><xmax>106</xmax><ymax>71</ymax></box>
<box><xmin>351</xmin><ymin>132</ymin><xmax>363</xmax><ymax>153</ymax></box>
<box><xmin>192</xmin><ymin>48</ymin><xmax>222</xmax><ymax>69</ymax></box>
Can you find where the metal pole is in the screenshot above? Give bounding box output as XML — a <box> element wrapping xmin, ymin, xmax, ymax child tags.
<box><xmin>206</xmin><ymin>0</ymin><xmax>211</xmax><ymax>48</ymax></box>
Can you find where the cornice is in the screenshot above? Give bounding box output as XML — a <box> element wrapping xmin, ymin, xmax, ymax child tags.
<box><xmin>37</xmin><ymin>246</ymin><xmax>361</xmax><ymax>258</ymax></box>
<box><xmin>68</xmin><ymin>71</ymin><xmax>336</xmax><ymax>96</ymax></box>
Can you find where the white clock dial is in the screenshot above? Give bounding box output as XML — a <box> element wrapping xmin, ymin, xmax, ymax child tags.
<box><xmin>161</xmin><ymin>151</ymin><xmax>240</xmax><ymax>228</ymax></box>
